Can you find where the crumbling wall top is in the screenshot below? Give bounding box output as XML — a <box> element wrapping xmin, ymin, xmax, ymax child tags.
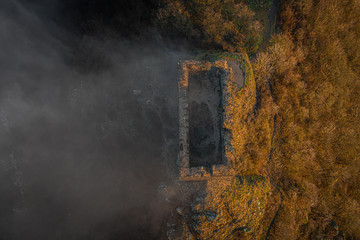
<box><xmin>178</xmin><ymin>60</ymin><xmax>243</xmax><ymax>181</ymax></box>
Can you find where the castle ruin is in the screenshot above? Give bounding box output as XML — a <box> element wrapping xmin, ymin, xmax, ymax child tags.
<box><xmin>178</xmin><ymin>60</ymin><xmax>244</xmax><ymax>181</ymax></box>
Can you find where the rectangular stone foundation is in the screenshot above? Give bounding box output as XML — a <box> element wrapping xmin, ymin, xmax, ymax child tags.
<box><xmin>188</xmin><ymin>70</ymin><xmax>223</xmax><ymax>168</ymax></box>
<box><xmin>179</xmin><ymin>60</ymin><xmax>238</xmax><ymax>181</ymax></box>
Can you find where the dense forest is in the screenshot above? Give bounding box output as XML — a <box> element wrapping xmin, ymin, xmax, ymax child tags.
<box><xmin>155</xmin><ymin>0</ymin><xmax>360</xmax><ymax>238</ymax></box>
<box><xmin>257</xmin><ymin>1</ymin><xmax>360</xmax><ymax>238</ymax></box>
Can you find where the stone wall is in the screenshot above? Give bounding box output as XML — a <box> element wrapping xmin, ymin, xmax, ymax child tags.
<box><xmin>178</xmin><ymin>60</ymin><xmax>243</xmax><ymax>181</ymax></box>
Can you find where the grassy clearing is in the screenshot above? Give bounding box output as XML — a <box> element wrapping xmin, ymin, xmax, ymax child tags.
<box><xmin>196</xmin><ymin>176</ymin><xmax>272</xmax><ymax>239</ymax></box>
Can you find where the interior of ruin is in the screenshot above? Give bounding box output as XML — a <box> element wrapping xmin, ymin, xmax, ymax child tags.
<box><xmin>179</xmin><ymin>60</ymin><xmax>243</xmax><ymax>181</ymax></box>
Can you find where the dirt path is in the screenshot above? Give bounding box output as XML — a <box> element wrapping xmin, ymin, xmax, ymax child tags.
<box><xmin>264</xmin><ymin>66</ymin><xmax>282</xmax><ymax>240</ymax></box>
<box><xmin>259</xmin><ymin>0</ymin><xmax>282</xmax><ymax>51</ymax></box>
<box><xmin>265</xmin><ymin>113</ymin><xmax>283</xmax><ymax>240</ymax></box>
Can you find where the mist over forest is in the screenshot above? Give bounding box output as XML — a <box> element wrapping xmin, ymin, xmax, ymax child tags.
<box><xmin>0</xmin><ymin>1</ymin><xmax>187</xmax><ymax>239</ymax></box>
<box><xmin>1</xmin><ymin>0</ymin><xmax>360</xmax><ymax>239</ymax></box>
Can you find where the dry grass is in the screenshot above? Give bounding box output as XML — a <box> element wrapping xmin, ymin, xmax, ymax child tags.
<box><xmin>168</xmin><ymin>0</ymin><xmax>360</xmax><ymax>238</ymax></box>
<box><xmin>251</xmin><ymin>0</ymin><xmax>360</xmax><ymax>238</ymax></box>
<box><xmin>196</xmin><ymin>176</ymin><xmax>272</xmax><ymax>240</ymax></box>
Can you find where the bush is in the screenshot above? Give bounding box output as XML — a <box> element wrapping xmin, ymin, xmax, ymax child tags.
<box><xmin>157</xmin><ymin>0</ymin><xmax>263</xmax><ymax>54</ymax></box>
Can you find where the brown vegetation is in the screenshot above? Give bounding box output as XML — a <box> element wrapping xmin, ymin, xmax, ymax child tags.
<box><xmin>251</xmin><ymin>0</ymin><xmax>360</xmax><ymax>238</ymax></box>
<box><xmin>162</xmin><ymin>0</ymin><xmax>360</xmax><ymax>238</ymax></box>
<box><xmin>198</xmin><ymin>176</ymin><xmax>272</xmax><ymax>240</ymax></box>
<box><xmin>157</xmin><ymin>0</ymin><xmax>263</xmax><ymax>53</ymax></box>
